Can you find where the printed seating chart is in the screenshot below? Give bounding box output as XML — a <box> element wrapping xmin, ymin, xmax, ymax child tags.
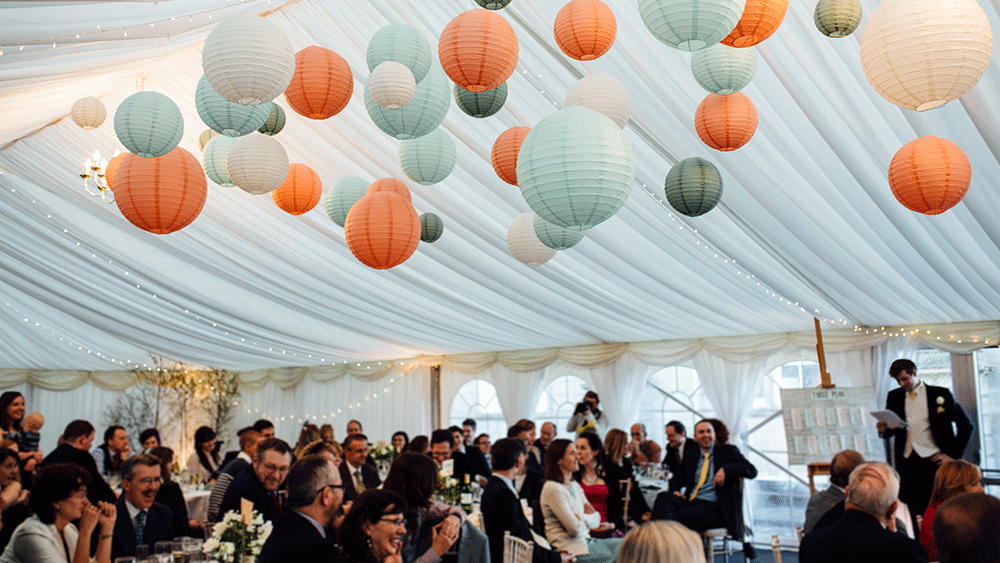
<box><xmin>779</xmin><ymin>387</ymin><xmax>883</xmax><ymax>465</ymax></box>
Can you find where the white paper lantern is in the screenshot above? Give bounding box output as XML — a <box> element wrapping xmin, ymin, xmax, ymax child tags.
<box><xmin>202</xmin><ymin>15</ymin><xmax>295</xmax><ymax>105</ymax></box>
<box><xmin>71</xmin><ymin>96</ymin><xmax>106</xmax><ymax>129</ymax></box>
<box><xmin>691</xmin><ymin>43</ymin><xmax>757</xmax><ymax>95</ymax></box>
<box><xmin>368</xmin><ymin>61</ymin><xmax>417</xmax><ymax>110</ymax></box>
<box><xmin>507</xmin><ymin>212</ymin><xmax>557</xmax><ymax>266</ymax></box>
<box><xmin>638</xmin><ymin>0</ymin><xmax>746</xmax><ymax>51</ymax></box>
<box><xmin>565</xmin><ymin>74</ymin><xmax>630</xmax><ymax>128</ymax></box>
<box><xmin>203</xmin><ymin>135</ymin><xmax>237</xmax><ymax>187</ymax></box>
<box><xmin>860</xmin><ymin>0</ymin><xmax>992</xmax><ymax>111</ymax></box>
<box><xmin>227</xmin><ymin>134</ymin><xmax>289</xmax><ymax>195</ymax></box>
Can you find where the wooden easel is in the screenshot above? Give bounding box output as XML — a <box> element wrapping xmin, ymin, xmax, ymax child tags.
<box><xmin>808</xmin><ymin>317</ymin><xmax>834</xmax><ymax>493</ymax></box>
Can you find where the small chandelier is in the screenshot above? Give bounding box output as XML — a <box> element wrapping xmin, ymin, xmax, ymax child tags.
<box><xmin>80</xmin><ymin>149</ymin><xmax>118</xmax><ymax>203</ymax></box>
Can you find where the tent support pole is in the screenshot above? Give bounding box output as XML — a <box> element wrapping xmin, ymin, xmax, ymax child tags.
<box><xmin>430</xmin><ymin>364</ymin><xmax>442</xmax><ymax>430</ymax></box>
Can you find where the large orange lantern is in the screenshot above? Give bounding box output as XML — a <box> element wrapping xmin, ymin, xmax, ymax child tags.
<box><xmin>721</xmin><ymin>0</ymin><xmax>788</xmax><ymax>47</ymax></box>
<box><xmin>889</xmin><ymin>136</ymin><xmax>971</xmax><ymax>215</ymax></box>
<box><xmin>284</xmin><ymin>46</ymin><xmax>354</xmax><ymax>120</ymax></box>
<box><xmin>695</xmin><ymin>92</ymin><xmax>758</xmax><ymax>151</ymax></box>
<box><xmin>345</xmin><ymin>191</ymin><xmax>421</xmax><ymax>269</ymax></box>
<box><xmin>114</xmin><ymin>148</ymin><xmax>207</xmax><ymax>234</ymax></box>
<box><xmin>554</xmin><ymin>0</ymin><xmax>617</xmax><ymax>61</ymax></box>
<box><xmin>438</xmin><ymin>10</ymin><xmax>519</xmax><ymax>92</ymax></box>
<box><xmin>272</xmin><ymin>163</ymin><xmax>322</xmax><ymax>215</ymax></box>
<box><xmin>366</xmin><ymin>178</ymin><xmax>412</xmax><ymax>203</ymax></box>
<box><xmin>104</xmin><ymin>152</ymin><xmax>127</xmax><ymax>192</ymax></box>
<box><xmin>491</xmin><ymin>126</ymin><xmax>530</xmax><ymax>185</ymax></box>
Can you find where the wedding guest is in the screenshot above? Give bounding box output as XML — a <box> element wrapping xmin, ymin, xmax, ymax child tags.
<box><xmin>183</xmin><ymin>426</ymin><xmax>221</xmax><ymax>484</ymax></box>
<box><xmin>41</xmin><ymin>420</ymin><xmax>116</xmax><ymax>505</ymax></box>
<box><xmin>566</xmin><ymin>392</ymin><xmax>607</xmax><ymax>438</ymax></box>
<box><xmin>628</xmin><ymin>424</ymin><xmax>661</xmax><ymax>465</ymax></box>
<box><xmin>0</xmin><ymin>449</ymin><xmax>29</xmax><ymax>551</ymax></box>
<box><xmin>341</xmin><ymin>435</ymin><xmax>381</xmax><ymax>503</ymax></box>
<box><xmin>295</xmin><ymin>424</ymin><xmax>322</xmax><ymax>459</ymax></box>
<box><xmin>302</xmin><ymin>440</ymin><xmax>342</xmax><ymax>468</ymax></box>
<box><xmin>138</xmin><ymin>429</ymin><xmax>160</xmax><ymax>453</ymax></box>
<box><xmin>0</xmin><ymin>393</ymin><xmax>37</xmax><ymax>473</ymax></box>
<box><xmin>920</xmin><ymin>460</ymin><xmax>983</xmax><ymax>561</ymax></box>
<box><xmin>574</xmin><ymin>433</ymin><xmax>625</xmax><ymax>530</ymax></box>
<box><xmin>804</xmin><ymin>450</ymin><xmax>865</xmax><ymax>534</ymax></box>
<box><xmin>321</xmin><ymin>424</ymin><xmax>336</xmax><ymax>444</ymax></box>
<box><xmin>18</xmin><ymin>413</ymin><xmax>43</xmax><ymax>456</ymax></box>
<box><xmin>614</xmin><ymin>521</ymin><xmax>705</xmax><ymax>563</ymax></box>
<box><xmin>405</xmin><ymin>436</ymin><xmax>430</xmax><ymax>455</ymax></box>
<box><xmin>219</xmin><ymin>438</ymin><xmax>293</xmax><ymax>523</ymax></box>
<box><xmin>381</xmin><ymin>452</ymin><xmax>464</xmax><ymax>563</ymax></box>
<box><xmin>536</xmin><ymin>422</ymin><xmax>557</xmax><ymax>466</ymax></box>
<box><xmin>508</xmin><ymin>425</ymin><xmax>543</xmax><ymax>504</ymax></box>
<box><xmin>604</xmin><ymin>429</ymin><xmax>651</xmax><ymax>525</ymax></box>
<box><xmin>149</xmin><ymin>447</ymin><xmax>198</xmax><ymax>537</ymax></box>
<box><xmin>347</xmin><ymin>420</ymin><xmax>364</xmax><ymax>436</ymax></box>
<box><xmin>208</xmin><ymin>429</ymin><xmax>262</xmax><ymax>523</ymax></box>
<box><xmin>92</xmin><ymin>425</ymin><xmax>130</xmax><ymax>478</ymax></box>
<box><xmin>515</xmin><ymin>419</ymin><xmax>542</xmax><ymax>467</ymax></box>
<box><xmin>933</xmin><ymin>492</ymin><xmax>1000</xmax><ymax>563</ymax></box>
<box><xmin>663</xmin><ymin>422</ymin><xmax>698</xmax><ymax>475</ymax></box>
<box><xmin>447</xmin><ymin>426</ymin><xmax>475</xmax><ymax>482</ymax></box>
<box><xmin>460</xmin><ymin>421</ymin><xmax>489</xmax><ymax>483</ymax></box>
<box><xmin>475</xmin><ymin>434</ymin><xmax>491</xmax><ymax>456</ymax></box>
<box><xmin>253</xmin><ymin>419</ymin><xmax>276</xmax><ymax>439</ymax></box>
<box><xmin>110</xmin><ymin>454</ymin><xmax>175</xmax><ymax>559</ymax></box>
<box><xmin>337</xmin><ymin>489</ymin><xmax>413</xmax><ymax>563</ymax></box>
<box><xmin>392</xmin><ymin>432</ymin><xmax>409</xmax><ymax>453</ymax></box>
<box><xmin>430</xmin><ymin>430</ymin><xmax>469</xmax><ymax>484</ymax></box>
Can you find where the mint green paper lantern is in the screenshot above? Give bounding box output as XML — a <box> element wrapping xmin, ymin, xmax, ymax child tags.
<box><xmin>114</xmin><ymin>91</ymin><xmax>183</xmax><ymax>158</ymax></box>
<box><xmin>420</xmin><ymin>212</ymin><xmax>444</xmax><ymax>242</ymax></box>
<box><xmin>364</xmin><ymin>64</ymin><xmax>450</xmax><ymax>140</ymax></box>
<box><xmin>258</xmin><ymin>104</ymin><xmax>286</xmax><ymax>135</ymax></box>
<box><xmin>691</xmin><ymin>44</ymin><xmax>757</xmax><ymax>95</ymax></box>
<box><xmin>455</xmin><ymin>83</ymin><xmax>507</xmax><ymax>118</ymax></box>
<box><xmin>533</xmin><ymin>215</ymin><xmax>584</xmax><ymax>250</ymax></box>
<box><xmin>517</xmin><ymin>106</ymin><xmax>635</xmax><ymax>230</ymax></box>
<box><xmin>324</xmin><ymin>176</ymin><xmax>369</xmax><ymax>227</ymax></box>
<box><xmin>203</xmin><ymin>135</ymin><xmax>237</xmax><ymax>187</ymax></box>
<box><xmin>367</xmin><ymin>24</ymin><xmax>432</xmax><ymax>85</ymax></box>
<box><xmin>195</xmin><ymin>76</ymin><xmax>271</xmax><ymax>137</ymax></box>
<box><xmin>399</xmin><ymin>129</ymin><xmax>457</xmax><ymax>185</ymax></box>
<box><xmin>664</xmin><ymin>157</ymin><xmax>723</xmax><ymax>217</ymax></box>
<box><xmin>638</xmin><ymin>0</ymin><xmax>746</xmax><ymax>51</ymax></box>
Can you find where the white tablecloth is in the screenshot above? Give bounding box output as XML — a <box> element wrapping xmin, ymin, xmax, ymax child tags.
<box><xmin>184</xmin><ymin>489</ymin><xmax>211</xmax><ymax>523</ymax></box>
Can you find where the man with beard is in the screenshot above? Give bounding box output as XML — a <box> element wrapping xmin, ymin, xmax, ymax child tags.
<box><xmin>219</xmin><ymin>438</ymin><xmax>293</xmax><ymax>523</ymax></box>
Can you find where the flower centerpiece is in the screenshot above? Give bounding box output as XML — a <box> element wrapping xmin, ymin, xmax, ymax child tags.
<box><xmin>203</xmin><ymin>509</ymin><xmax>272</xmax><ymax>563</ymax></box>
<box><xmin>370</xmin><ymin>440</ymin><xmax>398</xmax><ymax>478</ymax></box>
<box><xmin>432</xmin><ymin>468</ymin><xmax>462</xmax><ymax>506</ymax></box>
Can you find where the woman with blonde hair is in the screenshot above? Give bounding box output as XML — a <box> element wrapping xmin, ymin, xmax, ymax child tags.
<box><xmin>615</xmin><ymin>521</ymin><xmax>705</xmax><ymax>563</ymax></box>
<box><xmin>293</xmin><ymin>423</ymin><xmax>322</xmax><ymax>459</ymax></box>
<box><xmin>920</xmin><ymin>459</ymin><xmax>983</xmax><ymax>561</ymax></box>
<box><xmin>603</xmin><ymin>429</ymin><xmax>651</xmax><ymax>525</ymax></box>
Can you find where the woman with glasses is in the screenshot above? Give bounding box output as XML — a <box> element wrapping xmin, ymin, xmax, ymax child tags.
<box><xmin>338</xmin><ymin>489</ymin><xmax>414</xmax><ymax>563</ymax></box>
<box><xmin>381</xmin><ymin>452</ymin><xmax>464</xmax><ymax>563</ymax></box>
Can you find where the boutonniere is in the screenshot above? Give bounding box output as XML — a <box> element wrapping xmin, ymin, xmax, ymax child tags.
<box><xmin>937</xmin><ymin>396</ymin><xmax>945</xmax><ymax>405</ymax></box>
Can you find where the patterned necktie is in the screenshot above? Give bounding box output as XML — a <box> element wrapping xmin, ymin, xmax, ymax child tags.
<box><xmin>355</xmin><ymin>469</ymin><xmax>365</xmax><ymax>493</ymax></box>
<box><xmin>689</xmin><ymin>451</ymin><xmax>711</xmax><ymax>502</ymax></box>
<box><xmin>135</xmin><ymin>510</ymin><xmax>147</xmax><ymax>546</ymax></box>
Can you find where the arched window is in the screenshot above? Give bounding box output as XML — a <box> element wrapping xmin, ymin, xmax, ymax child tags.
<box><xmin>449</xmin><ymin>379</ymin><xmax>507</xmax><ymax>446</ymax></box>
<box><xmin>634</xmin><ymin>366</ymin><xmax>716</xmax><ymax>444</ymax></box>
<box><xmin>534</xmin><ymin>375</ymin><xmax>590</xmax><ymax>440</ymax></box>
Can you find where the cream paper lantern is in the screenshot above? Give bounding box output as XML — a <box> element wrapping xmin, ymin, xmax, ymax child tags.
<box><xmin>198</xmin><ymin>129</ymin><xmax>220</xmax><ymax>152</ymax></box>
<box><xmin>227</xmin><ymin>134</ymin><xmax>289</xmax><ymax>195</ymax></box>
<box><xmin>564</xmin><ymin>74</ymin><xmax>630</xmax><ymax>128</ymax></box>
<box><xmin>71</xmin><ymin>96</ymin><xmax>106</xmax><ymax>129</ymax></box>
<box><xmin>368</xmin><ymin>61</ymin><xmax>417</xmax><ymax>109</ymax></box>
<box><xmin>202</xmin><ymin>15</ymin><xmax>295</xmax><ymax>105</ymax></box>
<box><xmin>860</xmin><ymin>0</ymin><xmax>992</xmax><ymax>111</ymax></box>
<box><xmin>507</xmin><ymin>212</ymin><xmax>557</xmax><ymax>266</ymax></box>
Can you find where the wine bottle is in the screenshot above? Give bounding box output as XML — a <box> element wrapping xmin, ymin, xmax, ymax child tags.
<box><xmin>460</xmin><ymin>474</ymin><xmax>473</xmax><ymax>512</ymax></box>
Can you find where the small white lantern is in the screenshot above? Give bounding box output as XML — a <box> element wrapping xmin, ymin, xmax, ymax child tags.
<box><xmin>71</xmin><ymin>96</ymin><xmax>106</xmax><ymax>129</ymax></box>
<box><xmin>202</xmin><ymin>15</ymin><xmax>295</xmax><ymax>105</ymax></box>
<box><xmin>203</xmin><ymin>135</ymin><xmax>237</xmax><ymax>187</ymax></box>
<box><xmin>368</xmin><ymin>61</ymin><xmax>417</xmax><ymax>110</ymax></box>
<box><xmin>565</xmin><ymin>74</ymin><xmax>630</xmax><ymax>129</ymax></box>
<box><xmin>227</xmin><ymin>134</ymin><xmax>289</xmax><ymax>195</ymax></box>
<box><xmin>507</xmin><ymin>212</ymin><xmax>557</xmax><ymax>266</ymax></box>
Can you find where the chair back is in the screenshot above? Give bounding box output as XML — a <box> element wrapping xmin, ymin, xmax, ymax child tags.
<box><xmin>503</xmin><ymin>531</ymin><xmax>533</xmax><ymax>563</ymax></box>
<box><xmin>619</xmin><ymin>479</ymin><xmax>631</xmax><ymax>526</ymax></box>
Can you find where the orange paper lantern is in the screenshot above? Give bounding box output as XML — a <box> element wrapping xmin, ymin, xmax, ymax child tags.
<box><xmin>345</xmin><ymin>191</ymin><xmax>421</xmax><ymax>269</ymax></box>
<box><xmin>695</xmin><ymin>92</ymin><xmax>758</xmax><ymax>151</ymax></box>
<box><xmin>554</xmin><ymin>0</ymin><xmax>617</xmax><ymax>61</ymax></box>
<box><xmin>366</xmin><ymin>178</ymin><xmax>412</xmax><ymax>203</ymax></box>
<box><xmin>438</xmin><ymin>10</ymin><xmax>519</xmax><ymax>93</ymax></box>
<box><xmin>722</xmin><ymin>0</ymin><xmax>788</xmax><ymax>47</ymax></box>
<box><xmin>104</xmin><ymin>152</ymin><xmax>127</xmax><ymax>192</ymax></box>
<box><xmin>272</xmin><ymin>163</ymin><xmax>322</xmax><ymax>215</ymax></box>
<box><xmin>889</xmin><ymin>136</ymin><xmax>971</xmax><ymax>215</ymax></box>
<box><xmin>284</xmin><ymin>46</ymin><xmax>354</xmax><ymax>120</ymax></box>
<box><xmin>491</xmin><ymin>126</ymin><xmax>530</xmax><ymax>185</ymax></box>
<box><xmin>114</xmin><ymin>148</ymin><xmax>207</xmax><ymax>234</ymax></box>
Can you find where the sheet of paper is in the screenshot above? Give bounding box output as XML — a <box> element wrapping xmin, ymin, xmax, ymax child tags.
<box><xmin>871</xmin><ymin>409</ymin><xmax>908</xmax><ymax>429</ymax></box>
<box><xmin>241</xmin><ymin>498</ymin><xmax>253</xmax><ymax>525</ymax></box>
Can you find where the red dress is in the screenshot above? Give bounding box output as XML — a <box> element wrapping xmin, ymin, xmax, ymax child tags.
<box><xmin>581</xmin><ymin>482</ymin><xmax>610</xmax><ymax>523</ymax></box>
<box><xmin>921</xmin><ymin>502</ymin><xmax>940</xmax><ymax>561</ymax></box>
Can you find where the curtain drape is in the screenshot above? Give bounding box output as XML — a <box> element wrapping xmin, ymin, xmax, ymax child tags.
<box><xmin>692</xmin><ymin>350</ymin><xmax>769</xmax><ymax>445</ymax></box>
<box><xmin>587</xmin><ymin>353</ymin><xmax>658</xmax><ymax>430</ymax></box>
<box><xmin>488</xmin><ymin>363</ymin><xmax>547</xmax><ymax>427</ymax></box>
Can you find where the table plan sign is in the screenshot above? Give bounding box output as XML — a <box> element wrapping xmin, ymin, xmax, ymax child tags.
<box><xmin>779</xmin><ymin>387</ymin><xmax>883</xmax><ymax>465</ymax></box>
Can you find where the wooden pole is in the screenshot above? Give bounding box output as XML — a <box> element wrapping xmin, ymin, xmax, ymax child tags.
<box><xmin>814</xmin><ymin>317</ymin><xmax>834</xmax><ymax>388</ymax></box>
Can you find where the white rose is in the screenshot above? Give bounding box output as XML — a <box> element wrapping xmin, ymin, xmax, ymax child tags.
<box><xmin>203</xmin><ymin>538</ymin><xmax>220</xmax><ymax>552</ymax></box>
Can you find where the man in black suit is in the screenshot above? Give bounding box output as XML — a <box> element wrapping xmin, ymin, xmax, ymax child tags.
<box><xmin>652</xmin><ymin>419</ymin><xmax>758</xmax><ymax>559</ymax></box>
<box><xmin>461</xmin><ymin>419</ymin><xmax>491</xmax><ymax>484</ymax></box>
<box><xmin>429</xmin><ymin>429</ymin><xmax>470</xmax><ymax>485</ymax></box>
<box><xmin>481</xmin><ymin>438</ymin><xmax>573</xmax><ymax>563</ymax></box>
<box><xmin>534</xmin><ymin>422</ymin><xmax>557</xmax><ymax>466</ymax></box>
<box><xmin>339</xmin><ymin>433</ymin><xmax>381</xmax><ymax>502</ymax></box>
<box><xmin>799</xmin><ymin>462</ymin><xmax>928</xmax><ymax>563</ymax></box>
<box><xmin>877</xmin><ymin>358</ymin><xmax>974</xmax><ymax>522</ymax></box>
<box><xmin>506</xmin><ymin>424</ymin><xmax>543</xmax><ymax>504</ymax></box>
<box><xmin>41</xmin><ymin>419</ymin><xmax>117</xmax><ymax>505</ymax></box>
<box><xmin>259</xmin><ymin>454</ymin><xmax>345</xmax><ymax>563</ymax></box>
<box><xmin>219</xmin><ymin>438</ymin><xmax>292</xmax><ymax>523</ymax></box>
<box><xmin>208</xmin><ymin>429</ymin><xmax>263</xmax><ymax>523</ymax></box>
<box><xmin>112</xmin><ymin>455</ymin><xmax>175</xmax><ymax>559</ymax></box>
<box><xmin>662</xmin><ymin>420</ymin><xmax>698</xmax><ymax>475</ymax></box>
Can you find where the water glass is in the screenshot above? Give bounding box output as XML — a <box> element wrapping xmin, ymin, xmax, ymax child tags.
<box><xmin>135</xmin><ymin>545</ymin><xmax>150</xmax><ymax>559</ymax></box>
<box><xmin>115</xmin><ymin>557</ymin><xmax>137</xmax><ymax>563</ymax></box>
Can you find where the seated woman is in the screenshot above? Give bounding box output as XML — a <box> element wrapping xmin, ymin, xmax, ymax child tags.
<box><xmin>382</xmin><ymin>452</ymin><xmax>464</xmax><ymax>563</ymax></box>
<box><xmin>392</xmin><ymin>432</ymin><xmax>409</xmax><ymax>454</ymax></box>
<box><xmin>615</xmin><ymin>521</ymin><xmax>705</xmax><ymax>563</ymax></box>
<box><xmin>182</xmin><ymin>426</ymin><xmax>221</xmax><ymax>484</ymax></box>
<box><xmin>0</xmin><ymin>463</ymin><xmax>116</xmax><ymax>563</ymax></box>
<box><xmin>574</xmin><ymin>433</ymin><xmax>625</xmax><ymax>532</ymax></box>
<box><xmin>540</xmin><ymin>439</ymin><xmax>622</xmax><ymax>563</ymax></box>
<box><xmin>604</xmin><ymin>429</ymin><xmax>651</xmax><ymax>525</ymax></box>
<box><xmin>294</xmin><ymin>424</ymin><xmax>322</xmax><ymax>459</ymax></box>
<box><xmin>920</xmin><ymin>459</ymin><xmax>983</xmax><ymax>561</ymax></box>
<box><xmin>404</xmin><ymin>436</ymin><xmax>430</xmax><ymax>455</ymax></box>
<box><xmin>139</xmin><ymin>428</ymin><xmax>160</xmax><ymax>453</ymax></box>
<box><xmin>339</xmin><ymin>489</ymin><xmax>445</xmax><ymax>563</ymax></box>
<box><xmin>0</xmin><ymin>449</ymin><xmax>29</xmax><ymax>552</ymax></box>
<box><xmin>149</xmin><ymin>446</ymin><xmax>200</xmax><ymax>537</ymax></box>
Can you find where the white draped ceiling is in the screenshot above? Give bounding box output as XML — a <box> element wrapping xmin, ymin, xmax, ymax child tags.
<box><xmin>1</xmin><ymin>0</ymin><xmax>1000</xmax><ymax>381</ymax></box>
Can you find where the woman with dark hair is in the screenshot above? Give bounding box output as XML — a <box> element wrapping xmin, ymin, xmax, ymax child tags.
<box><xmin>0</xmin><ymin>393</ymin><xmax>36</xmax><ymax>474</ymax></box>
<box><xmin>0</xmin><ymin>463</ymin><xmax>116</xmax><ymax>563</ymax></box>
<box><xmin>337</xmin><ymin>489</ymin><xmax>422</xmax><ymax>563</ymax></box>
<box><xmin>567</xmin><ymin>391</ymin><xmax>608</xmax><ymax>437</ymax></box>
<box><xmin>0</xmin><ymin>449</ymin><xmax>29</xmax><ymax>551</ymax></box>
<box><xmin>150</xmin><ymin>446</ymin><xmax>200</xmax><ymax>537</ymax></box>
<box><xmin>183</xmin><ymin>426</ymin><xmax>220</xmax><ymax>484</ymax></box>
<box><xmin>540</xmin><ymin>439</ymin><xmax>621</xmax><ymax>563</ymax></box>
<box><xmin>392</xmin><ymin>431</ymin><xmax>409</xmax><ymax>453</ymax></box>
<box><xmin>381</xmin><ymin>452</ymin><xmax>464</xmax><ymax>563</ymax></box>
<box><xmin>404</xmin><ymin>435</ymin><xmax>430</xmax><ymax>455</ymax></box>
<box><xmin>574</xmin><ymin>433</ymin><xmax>625</xmax><ymax>532</ymax></box>
<box><xmin>139</xmin><ymin>428</ymin><xmax>160</xmax><ymax>453</ymax></box>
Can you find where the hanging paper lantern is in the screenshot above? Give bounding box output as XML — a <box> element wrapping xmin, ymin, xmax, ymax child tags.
<box><xmin>398</xmin><ymin>129</ymin><xmax>457</xmax><ymax>185</ymax></box>
<box><xmin>203</xmin><ymin>135</ymin><xmax>238</xmax><ymax>187</ymax></box>
<box><xmin>664</xmin><ymin>157</ymin><xmax>724</xmax><ymax>217</ymax></box>
<box><xmin>439</xmin><ymin>10</ymin><xmax>519</xmax><ymax>93</ymax></box>
<box><xmin>695</xmin><ymin>92</ymin><xmax>758</xmax><ymax>151</ymax></box>
<box><xmin>691</xmin><ymin>43</ymin><xmax>757</xmax><ymax>95</ymax></box>
<box><xmin>554</xmin><ymin>0</ymin><xmax>617</xmax><ymax>61</ymax></box>
<box><xmin>367</xmin><ymin>24</ymin><xmax>433</xmax><ymax>85</ymax></box>
<box><xmin>258</xmin><ymin>104</ymin><xmax>286</xmax><ymax>135</ymax></box>
<box><xmin>491</xmin><ymin>126</ymin><xmax>530</xmax><ymax>185</ymax></box>
<box><xmin>565</xmin><ymin>74</ymin><xmax>630</xmax><ymax>128</ymax></box>
<box><xmin>114</xmin><ymin>148</ymin><xmax>207</xmax><ymax>234</ymax></box>
<box><xmin>508</xmin><ymin>212</ymin><xmax>557</xmax><ymax>266</ymax></box>
<box><xmin>198</xmin><ymin>129</ymin><xmax>220</xmax><ymax>151</ymax></box>
<box><xmin>638</xmin><ymin>0</ymin><xmax>746</xmax><ymax>51</ymax></box>
<box><xmin>455</xmin><ymin>83</ymin><xmax>507</xmax><ymax>118</ymax></box>
<box><xmin>195</xmin><ymin>76</ymin><xmax>272</xmax><ymax>137</ymax></box>
<box><xmin>366</xmin><ymin>178</ymin><xmax>412</xmax><ymax>203</ymax></box>
<box><xmin>861</xmin><ymin>0</ymin><xmax>991</xmax><ymax>112</ymax></box>
<box><xmin>814</xmin><ymin>0</ymin><xmax>862</xmax><ymax>38</ymax></box>
<box><xmin>533</xmin><ymin>215</ymin><xmax>584</xmax><ymax>250</ymax></box>
<box><xmin>202</xmin><ymin>15</ymin><xmax>294</xmax><ymax>105</ymax></box>
<box><xmin>325</xmin><ymin>176</ymin><xmax>369</xmax><ymax>227</ymax></box>
<box><xmin>476</xmin><ymin>0</ymin><xmax>512</xmax><ymax>8</ymax></box>
<box><xmin>284</xmin><ymin>46</ymin><xmax>354</xmax><ymax>119</ymax></box>
<box><xmin>71</xmin><ymin>96</ymin><xmax>106</xmax><ymax>129</ymax></box>
<box><xmin>721</xmin><ymin>0</ymin><xmax>788</xmax><ymax>47</ymax></box>
<box><xmin>104</xmin><ymin>153</ymin><xmax>126</xmax><ymax>192</ymax></box>
<box><xmin>227</xmin><ymin>134</ymin><xmax>289</xmax><ymax>195</ymax></box>
<box><xmin>272</xmin><ymin>163</ymin><xmax>322</xmax><ymax>215</ymax></box>
<box><xmin>345</xmin><ymin>191</ymin><xmax>421</xmax><ymax>269</ymax></box>
<box><xmin>888</xmin><ymin>137</ymin><xmax>971</xmax><ymax>215</ymax></box>
<box><xmin>114</xmin><ymin>92</ymin><xmax>183</xmax><ymax>158</ymax></box>
<box><xmin>364</xmin><ymin>64</ymin><xmax>451</xmax><ymax>140</ymax></box>
<box><xmin>368</xmin><ymin>61</ymin><xmax>416</xmax><ymax>110</ymax></box>
<box><xmin>420</xmin><ymin>212</ymin><xmax>444</xmax><ymax>242</ymax></box>
<box><xmin>517</xmin><ymin>106</ymin><xmax>635</xmax><ymax>230</ymax></box>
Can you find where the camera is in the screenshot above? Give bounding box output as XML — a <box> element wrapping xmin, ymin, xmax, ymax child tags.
<box><xmin>575</xmin><ymin>401</ymin><xmax>590</xmax><ymax>415</ymax></box>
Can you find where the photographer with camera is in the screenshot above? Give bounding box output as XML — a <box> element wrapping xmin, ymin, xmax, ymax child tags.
<box><xmin>566</xmin><ymin>391</ymin><xmax>607</xmax><ymax>438</ymax></box>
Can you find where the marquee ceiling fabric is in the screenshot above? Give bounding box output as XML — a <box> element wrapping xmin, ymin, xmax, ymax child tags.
<box><xmin>1</xmin><ymin>0</ymin><xmax>999</xmax><ymax>372</ymax></box>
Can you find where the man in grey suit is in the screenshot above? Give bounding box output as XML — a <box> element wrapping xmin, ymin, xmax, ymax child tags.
<box><xmin>804</xmin><ymin>449</ymin><xmax>865</xmax><ymax>534</ymax></box>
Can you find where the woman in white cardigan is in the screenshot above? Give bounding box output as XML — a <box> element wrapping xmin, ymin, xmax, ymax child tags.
<box><xmin>540</xmin><ymin>439</ymin><xmax>622</xmax><ymax>563</ymax></box>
